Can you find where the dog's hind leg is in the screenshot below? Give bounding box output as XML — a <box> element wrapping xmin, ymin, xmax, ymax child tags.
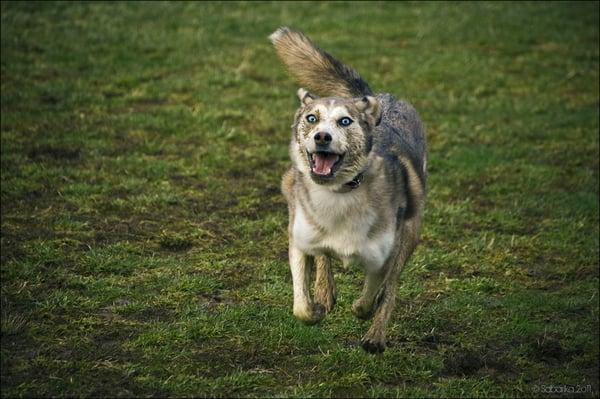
<box><xmin>360</xmin><ymin>251</ymin><xmax>405</xmax><ymax>353</ymax></box>
<box><xmin>361</xmin><ymin>220</ymin><xmax>421</xmax><ymax>353</ymax></box>
<box><xmin>352</xmin><ymin>268</ymin><xmax>385</xmax><ymax>320</ymax></box>
<box><xmin>290</xmin><ymin>246</ymin><xmax>325</xmax><ymax>325</ymax></box>
<box><xmin>314</xmin><ymin>255</ymin><xmax>336</xmax><ymax>313</ymax></box>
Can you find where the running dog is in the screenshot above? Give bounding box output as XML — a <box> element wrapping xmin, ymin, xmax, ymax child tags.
<box><xmin>270</xmin><ymin>27</ymin><xmax>427</xmax><ymax>353</ymax></box>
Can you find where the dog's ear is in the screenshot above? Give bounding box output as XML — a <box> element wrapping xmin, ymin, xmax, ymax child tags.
<box><xmin>297</xmin><ymin>88</ymin><xmax>317</xmax><ymax>105</ymax></box>
<box><xmin>355</xmin><ymin>96</ymin><xmax>381</xmax><ymax>126</ymax></box>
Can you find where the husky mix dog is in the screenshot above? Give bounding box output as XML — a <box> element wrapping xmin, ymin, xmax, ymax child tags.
<box><xmin>270</xmin><ymin>27</ymin><xmax>427</xmax><ymax>353</ymax></box>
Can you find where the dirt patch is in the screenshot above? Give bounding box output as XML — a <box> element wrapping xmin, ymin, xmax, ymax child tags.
<box><xmin>194</xmin><ymin>219</ymin><xmax>236</xmax><ymax>247</ymax></box>
<box><xmin>91</xmin><ymin>219</ymin><xmax>154</xmax><ymax>245</ymax></box>
<box><xmin>0</xmin><ymin>225</ymin><xmax>41</xmax><ymax>263</ymax></box>
<box><xmin>420</xmin><ymin>332</ymin><xmax>448</xmax><ymax>349</ymax></box>
<box><xmin>198</xmin><ymin>293</ymin><xmax>239</xmax><ymax>311</ymax></box>
<box><xmin>441</xmin><ymin>347</ymin><xmax>515</xmax><ymax>378</ymax></box>
<box><xmin>39</xmin><ymin>94</ymin><xmax>60</xmax><ymax>105</ymax></box>
<box><xmin>169</xmin><ymin>174</ymin><xmax>206</xmax><ymax>191</ymax></box>
<box><xmin>442</xmin><ymin>349</ymin><xmax>485</xmax><ymax>376</ymax></box>
<box><xmin>226</xmin><ymin>166</ymin><xmax>257</xmax><ymax>180</ymax></box>
<box><xmin>528</xmin><ymin>335</ymin><xmax>583</xmax><ymax>364</ymax></box>
<box><xmin>158</xmin><ymin>232</ymin><xmax>194</xmax><ymax>252</ymax></box>
<box><xmin>122</xmin><ymin>307</ymin><xmax>177</xmax><ymax>323</ymax></box>
<box><xmin>196</xmin><ymin>196</ymin><xmax>239</xmax><ymax>216</ymax></box>
<box><xmin>102</xmin><ymin>90</ymin><xmax>123</xmax><ymax>99</ymax></box>
<box><xmin>28</xmin><ymin>144</ymin><xmax>81</xmax><ymax>161</ymax></box>
<box><xmin>217</xmin><ymin>263</ymin><xmax>257</xmax><ymax>289</ymax></box>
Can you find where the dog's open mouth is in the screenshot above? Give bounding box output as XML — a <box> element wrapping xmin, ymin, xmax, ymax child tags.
<box><xmin>308</xmin><ymin>151</ymin><xmax>343</xmax><ymax>177</ymax></box>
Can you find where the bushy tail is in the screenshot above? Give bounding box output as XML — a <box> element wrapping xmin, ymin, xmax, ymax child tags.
<box><xmin>269</xmin><ymin>26</ymin><xmax>373</xmax><ymax>98</ymax></box>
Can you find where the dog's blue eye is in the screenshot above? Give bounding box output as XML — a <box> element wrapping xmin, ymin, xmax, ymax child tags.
<box><xmin>339</xmin><ymin>117</ymin><xmax>353</xmax><ymax>126</ymax></box>
<box><xmin>306</xmin><ymin>114</ymin><xmax>318</xmax><ymax>123</ymax></box>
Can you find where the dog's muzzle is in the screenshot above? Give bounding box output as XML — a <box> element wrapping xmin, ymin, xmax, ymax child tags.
<box><xmin>307</xmin><ymin>151</ymin><xmax>344</xmax><ymax>178</ymax></box>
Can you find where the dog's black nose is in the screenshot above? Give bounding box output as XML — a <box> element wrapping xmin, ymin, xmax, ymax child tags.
<box><xmin>314</xmin><ymin>132</ymin><xmax>332</xmax><ymax>146</ymax></box>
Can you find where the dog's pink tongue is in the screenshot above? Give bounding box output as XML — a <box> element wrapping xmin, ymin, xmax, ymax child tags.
<box><xmin>313</xmin><ymin>153</ymin><xmax>339</xmax><ymax>176</ymax></box>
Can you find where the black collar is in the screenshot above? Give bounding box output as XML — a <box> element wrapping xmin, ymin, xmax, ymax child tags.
<box><xmin>335</xmin><ymin>172</ymin><xmax>364</xmax><ymax>193</ymax></box>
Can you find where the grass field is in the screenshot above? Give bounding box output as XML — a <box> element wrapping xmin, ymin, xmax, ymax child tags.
<box><xmin>1</xmin><ymin>1</ymin><xmax>598</xmax><ymax>397</ymax></box>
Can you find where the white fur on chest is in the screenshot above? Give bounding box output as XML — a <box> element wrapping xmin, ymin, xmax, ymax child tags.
<box><xmin>292</xmin><ymin>185</ymin><xmax>395</xmax><ymax>271</ymax></box>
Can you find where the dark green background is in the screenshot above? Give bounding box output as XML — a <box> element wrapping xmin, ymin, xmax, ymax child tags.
<box><xmin>1</xmin><ymin>2</ymin><xmax>598</xmax><ymax>397</ymax></box>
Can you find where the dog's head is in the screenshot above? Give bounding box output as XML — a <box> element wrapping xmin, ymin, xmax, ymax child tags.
<box><xmin>291</xmin><ymin>88</ymin><xmax>381</xmax><ymax>186</ymax></box>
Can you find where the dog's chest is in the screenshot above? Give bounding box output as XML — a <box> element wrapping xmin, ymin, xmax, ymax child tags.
<box><xmin>293</xmin><ymin>187</ymin><xmax>395</xmax><ymax>270</ymax></box>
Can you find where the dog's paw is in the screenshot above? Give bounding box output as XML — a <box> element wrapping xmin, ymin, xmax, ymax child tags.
<box><xmin>351</xmin><ymin>299</ymin><xmax>374</xmax><ymax>320</ymax></box>
<box><xmin>294</xmin><ymin>303</ymin><xmax>326</xmax><ymax>325</ymax></box>
<box><xmin>360</xmin><ymin>326</ymin><xmax>387</xmax><ymax>353</ymax></box>
<box><xmin>361</xmin><ymin>337</ymin><xmax>386</xmax><ymax>353</ymax></box>
<box><xmin>315</xmin><ymin>289</ymin><xmax>336</xmax><ymax>313</ymax></box>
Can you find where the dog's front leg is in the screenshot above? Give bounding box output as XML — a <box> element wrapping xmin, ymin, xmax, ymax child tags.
<box><xmin>289</xmin><ymin>246</ymin><xmax>325</xmax><ymax>325</ymax></box>
<box><xmin>314</xmin><ymin>255</ymin><xmax>336</xmax><ymax>313</ymax></box>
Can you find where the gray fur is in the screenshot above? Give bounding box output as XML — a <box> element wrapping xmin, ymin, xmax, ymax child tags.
<box><xmin>273</xmin><ymin>27</ymin><xmax>427</xmax><ymax>353</ymax></box>
<box><xmin>270</xmin><ymin>27</ymin><xmax>374</xmax><ymax>98</ymax></box>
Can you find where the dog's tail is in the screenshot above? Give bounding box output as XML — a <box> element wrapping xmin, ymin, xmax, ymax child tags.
<box><xmin>269</xmin><ymin>26</ymin><xmax>373</xmax><ymax>98</ymax></box>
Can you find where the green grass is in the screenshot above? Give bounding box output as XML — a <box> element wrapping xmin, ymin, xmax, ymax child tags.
<box><xmin>1</xmin><ymin>1</ymin><xmax>598</xmax><ymax>397</ymax></box>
